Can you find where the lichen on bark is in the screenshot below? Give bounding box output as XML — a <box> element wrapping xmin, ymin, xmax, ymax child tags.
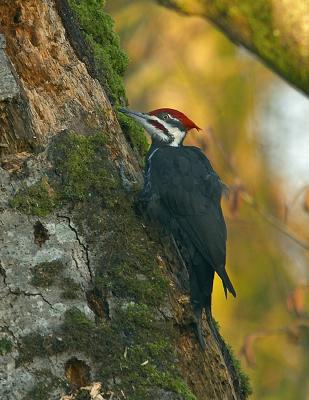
<box><xmin>6</xmin><ymin>130</ymin><xmax>196</xmax><ymax>399</ymax></box>
<box><xmin>47</xmin><ymin>132</ymin><xmax>196</xmax><ymax>400</ymax></box>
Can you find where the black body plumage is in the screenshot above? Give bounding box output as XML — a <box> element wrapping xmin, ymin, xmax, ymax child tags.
<box><xmin>139</xmin><ymin>143</ymin><xmax>236</xmax><ymax>347</ymax></box>
<box><xmin>118</xmin><ymin>106</ymin><xmax>236</xmax><ymax>348</ymax></box>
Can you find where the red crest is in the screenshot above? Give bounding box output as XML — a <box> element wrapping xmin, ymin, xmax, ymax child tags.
<box><xmin>149</xmin><ymin>108</ymin><xmax>201</xmax><ymax>131</ymax></box>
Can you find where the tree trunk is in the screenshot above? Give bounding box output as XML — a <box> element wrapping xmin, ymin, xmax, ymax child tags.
<box><xmin>0</xmin><ymin>1</ymin><xmax>249</xmax><ymax>399</ymax></box>
<box><xmin>158</xmin><ymin>0</ymin><xmax>309</xmax><ymax>96</ymax></box>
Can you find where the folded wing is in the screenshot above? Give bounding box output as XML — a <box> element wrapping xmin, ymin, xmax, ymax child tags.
<box><xmin>150</xmin><ymin>146</ymin><xmax>236</xmax><ymax>298</ymax></box>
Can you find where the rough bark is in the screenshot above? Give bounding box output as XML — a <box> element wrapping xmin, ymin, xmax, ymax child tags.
<box><xmin>0</xmin><ymin>1</ymin><xmax>249</xmax><ymax>399</ymax></box>
<box><xmin>157</xmin><ymin>0</ymin><xmax>309</xmax><ymax>96</ymax></box>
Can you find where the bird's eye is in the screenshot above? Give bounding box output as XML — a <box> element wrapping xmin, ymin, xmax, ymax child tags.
<box><xmin>162</xmin><ymin>114</ymin><xmax>169</xmax><ymax>120</ymax></box>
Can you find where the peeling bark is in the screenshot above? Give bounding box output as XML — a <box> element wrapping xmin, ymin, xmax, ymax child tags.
<box><xmin>0</xmin><ymin>1</ymin><xmax>249</xmax><ymax>399</ymax></box>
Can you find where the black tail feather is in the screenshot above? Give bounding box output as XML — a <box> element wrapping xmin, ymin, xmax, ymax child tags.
<box><xmin>219</xmin><ymin>269</ymin><xmax>236</xmax><ymax>298</ymax></box>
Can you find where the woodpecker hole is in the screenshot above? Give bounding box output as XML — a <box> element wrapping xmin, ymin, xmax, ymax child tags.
<box><xmin>33</xmin><ymin>221</ymin><xmax>49</xmax><ymax>247</ymax></box>
<box><xmin>65</xmin><ymin>357</ymin><xmax>91</xmax><ymax>389</ymax></box>
<box><xmin>13</xmin><ymin>7</ymin><xmax>22</xmax><ymax>24</ymax></box>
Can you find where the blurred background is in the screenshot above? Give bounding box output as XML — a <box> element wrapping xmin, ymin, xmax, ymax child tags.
<box><xmin>107</xmin><ymin>1</ymin><xmax>309</xmax><ymax>398</ymax></box>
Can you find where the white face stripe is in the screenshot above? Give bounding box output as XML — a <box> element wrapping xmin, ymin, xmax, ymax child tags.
<box><xmin>166</xmin><ymin>114</ymin><xmax>179</xmax><ymax>122</ymax></box>
<box><xmin>130</xmin><ymin>114</ymin><xmax>169</xmax><ymax>143</ymax></box>
<box><xmin>147</xmin><ymin>115</ymin><xmax>186</xmax><ymax>147</ymax></box>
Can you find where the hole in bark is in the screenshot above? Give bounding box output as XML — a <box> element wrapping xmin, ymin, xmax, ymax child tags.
<box><xmin>65</xmin><ymin>357</ymin><xmax>91</xmax><ymax>389</ymax></box>
<box><xmin>33</xmin><ymin>221</ymin><xmax>49</xmax><ymax>247</ymax></box>
<box><xmin>13</xmin><ymin>7</ymin><xmax>22</xmax><ymax>24</ymax></box>
<box><xmin>86</xmin><ymin>288</ymin><xmax>109</xmax><ymax>321</ymax></box>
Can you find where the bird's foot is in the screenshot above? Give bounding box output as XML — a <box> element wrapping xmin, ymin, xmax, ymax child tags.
<box><xmin>192</xmin><ymin>305</ymin><xmax>206</xmax><ymax>350</ymax></box>
<box><xmin>194</xmin><ymin>319</ymin><xmax>206</xmax><ymax>350</ymax></box>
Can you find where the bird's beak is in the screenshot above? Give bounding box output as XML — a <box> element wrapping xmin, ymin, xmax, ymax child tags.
<box><xmin>118</xmin><ymin>107</ymin><xmax>158</xmax><ymax>141</ymax></box>
<box><xmin>118</xmin><ymin>107</ymin><xmax>148</xmax><ymax>121</ymax></box>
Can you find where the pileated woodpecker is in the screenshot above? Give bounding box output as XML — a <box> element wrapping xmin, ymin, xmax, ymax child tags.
<box><xmin>119</xmin><ymin>107</ymin><xmax>236</xmax><ymax>348</ymax></box>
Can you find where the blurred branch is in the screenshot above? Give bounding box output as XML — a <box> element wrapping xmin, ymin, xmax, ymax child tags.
<box><xmin>240</xmin><ymin>319</ymin><xmax>309</xmax><ymax>367</ymax></box>
<box><xmin>283</xmin><ymin>185</ymin><xmax>309</xmax><ymax>223</ymax></box>
<box><xmin>207</xmin><ymin>127</ymin><xmax>309</xmax><ymax>252</ymax></box>
<box><xmin>157</xmin><ymin>0</ymin><xmax>309</xmax><ymax>97</ymax></box>
<box><xmin>240</xmin><ymin>285</ymin><xmax>309</xmax><ymax>366</ymax></box>
<box><xmin>242</xmin><ymin>192</ymin><xmax>309</xmax><ymax>251</ymax></box>
<box><xmin>287</xmin><ymin>285</ymin><xmax>309</xmax><ymax>317</ymax></box>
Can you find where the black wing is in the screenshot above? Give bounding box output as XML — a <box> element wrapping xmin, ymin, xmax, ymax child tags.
<box><xmin>149</xmin><ymin>146</ymin><xmax>236</xmax><ymax>298</ymax></box>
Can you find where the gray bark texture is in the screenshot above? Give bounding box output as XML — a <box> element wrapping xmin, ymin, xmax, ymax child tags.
<box><xmin>158</xmin><ymin>0</ymin><xmax>309</xmax><ymax>96</ymax></box>
<box><xmin>0</xmin><ymin>1</ymin><xmax>249</xmax><ymax>399</ymax></box>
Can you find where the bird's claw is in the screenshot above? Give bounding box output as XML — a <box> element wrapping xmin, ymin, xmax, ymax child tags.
<box><xmin>195</xmin><ymin>321</ymin><xmax>206</xmax><ymax>350</ymax></box>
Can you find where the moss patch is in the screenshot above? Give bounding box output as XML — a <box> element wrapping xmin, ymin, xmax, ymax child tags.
<box><xmin>159</xmin><ymin>0</ymin><xmax>309</xmax><ymax>93</ymax></box>
<box><xmin>17</xmin><ymin>333</ymin><xmax>45</xmax><ymax>367</ymax></box>
<box><xmin>65</xmin><ymin>0</ymin><xmax>149</xmax><ymax>156</ymax></box>
<box><xmin>75</xmin><ymin>389</ymin><xmax>91</xmax><ymax>400</ymax></box>
<box><xmin>0</xmin><ymin>337</ymin><xmax>13</xmax><ymax>355</ymax></box>
<box><xmin>31</xmin><ymin>260</ymin><xmax>64</xmax><ymax>287</ymax></box>
<box><xmin>50</xmin><ymin>132</ymin><xmax>117</xmax><ymax>203</ymax></box>
<box><xmin>117</xmin><ymin>111</ymin><xmax>149</xmax><ymax>158</ymax></box>
<box><xmin>10</xmin><ymin>176</ymin><xmax>58</xmax><ymax>217</ymax></box>
<box><xmin>99</xmin><ymin>261</ymin><xmax>167</xmax><ymax>307</ymax></box>
<box><xmin>67</xmin><ymin>0</ymin><xmax>128</xmax><ymax>105</ymax></box>
<box><xmin>213</xmin><ymin>319</ymin><xmax>252</xmax><ymax>398</ymax></box>
<box><xmin>12</xmin><ymin>131</ymin><xmax>194</xmax><ymax>398</ymax></box>
<box><xmin>31</xmin><ymin>259</ymin><xmax>81</xmax><ymax>298</ymax></box>
<box><xmin>23</xmin><ymin>369</ymin><xmax>66</xmax><ymax>400</ymax></box>
<box><xmin>226</xmin><ymin>343</ymin><xmax>252</xmax><ymax>398</ymax></box>
<box><xmin>59</xmin><ymin>302</ymin><xmax>196</xmax><ymax>399</ymax></box>
<box><xmin>61</xmin><ymin>277</ymin><xmax>82</xmax><ymax>300</ymax></box>
<box><xmin>10</xmin><ymin>132</ymin><xmax>116</xmax><ymax>216</ymax></box>
<box><xmin>7</xmin><ymin>1</ymin><xmax>194</xmax><ymax>397</ymax></box>
<box><xmin>17</xmin><ymin>306</ymin><xmax>194</xmax><ymax>400</ymax></box>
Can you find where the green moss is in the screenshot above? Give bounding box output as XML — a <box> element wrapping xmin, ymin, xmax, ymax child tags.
<box><xmin>114</xmin><ymin>303</ymin><xmax>167</xmax><ymax>341</ymax></box>
<box><xmin>12</xmin><ymin>129</ymin><xmax>193</xmax><ymax>398</ymax></box>
<box><xmin>226</xmin><ymin>343</ymin><xmax>252</xmax><ymax>398</ymax></box>
<box><xmin>17</xmin><ymin>333</ymin><xmax>45</xmax><ymax>366</ymax></box>
<box><xmin>24</xmin><ymin>381</ymin><xmax>52</xmax><ymax>400</ymax></box>
<box><xmin>0</xmin><ymin>337</ymin><xmax>13</xmax><ymax>355</ymax></box>
<box><xmin>31</xmin><ymin>260</ymin><xmax>64</xmax><ymax>287</ymax></box>
<box><xmin>224</xmin><ymin>1</ymin><xmax>309</xmax><ymax>91</ymax></box>
<box><xmin>10</xmin><ymin>132</ymin><xmax>117</xmax><ymax>217</ymax></box>
<box><xmin>75</xmin><ymin>389</ymin><xmax>91</xmax><ymax>400</ymax></box>
<box><xmin>23</xmin><ymin>381</ymin><xmax>51</xmax><ymax>400</ymax></box>
<box><xmin>64</xmin><ymin>308</ymin><xmax>95</xmax><ymax>330</ymax></box>
<box><xmin>68</xmin><ymin>0</ymin><xmax>128</xmax><ymax>105</ymax></box>
<box><xmin>160</xmin><ymin>0</ymin><xmax>309</xmax><ymax>92</ymax></box>
<box><xmin>23</xmin><ymin>370</ymin><xmax>66</xmax><ymax>400</ymax></box>
<box><xmin>18</xmin><ymin>304</ymin><xmax>194</xmax><ymax>399</ymax></box>
<box><xmin>51</xmin><ymin>132</ymin><xmax>117</xmax><ymax>203</ymax></box>
<box><xmin>141</xmin><ymin>367</ymin><xmax>197</xmax><ymax>400</ymax></box>
<box><xmin>59</xmin><ymin>306</ymin><xmax>195</xmax><ymax>400</ymax></box>
<box><xmin>117</xmin><ymin>112</ymin><xmax>149</xmax><ymax>158</ymax></box>
<box><xmin>31</xmin><ymin>260</ymin><xmax>80</xmax><ymax>296</ymax></box>
<box><xmin>16</xmin><ymin>298</ymin><xmax>193</xmax><ymax>398</ymax></box>
<box><xmin>213</xmin><ymin>318</ymin><xmax>252</xmax><ymax>398</ymax></box>
<box><xmin>100</xmin><ymin>262</ymin><xmax>167</xmax><ymax>306</ymax></box>
<box><xmin>61</xmin><ymin>277</ymin><xmax>81</xmax><ymax>299</ymax></box>
<box><xmin>7</xmin><ymin>2</ymin><xmax>194</xmax><ymax>397</ymax></box>
<box><xmin>10</xmin><ymin>177</ymin><xmax>58</xmax><ymax>217</ymax></box>
<box><xmin>66</xmin><ymin>1</ymin><xmax>149</xmax><ymax>157</ymax></box>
